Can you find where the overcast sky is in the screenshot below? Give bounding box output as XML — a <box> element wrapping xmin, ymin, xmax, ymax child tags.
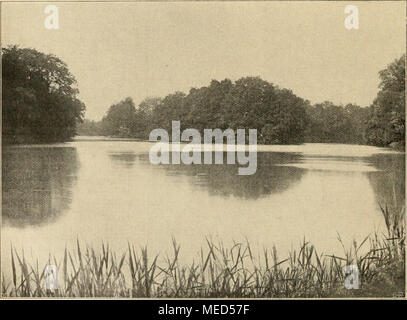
<box><xmin>2</xmin><ymin>1</ymin><xmax>405</xmax><ymax>120</ymax></box>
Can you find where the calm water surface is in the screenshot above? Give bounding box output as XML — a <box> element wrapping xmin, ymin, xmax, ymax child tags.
<box><xmin>2</xmin><ymin>139</ymin><xmax>405</xmax><ymax>269</ymax></box>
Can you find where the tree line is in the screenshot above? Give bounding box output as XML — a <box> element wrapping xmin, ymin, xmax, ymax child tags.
<box><xmin>78</xmin><ymin>54</ymin><xmax>405</xmax><ymax>148</ymax></box>
<box><xmin>2</xmin><ymin>46</ymin><xmax>404</xmax><ymax>148</ymax></box>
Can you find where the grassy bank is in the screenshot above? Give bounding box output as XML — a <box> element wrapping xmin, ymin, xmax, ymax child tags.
<box><xmin>2</xmin><ymin>205</ymin><xmax>405</xmax><ymax>298</ymax></box>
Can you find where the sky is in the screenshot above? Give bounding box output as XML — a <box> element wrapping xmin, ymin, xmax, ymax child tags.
<box><xmin>2</xmin><ymin>1</ymin><xmax>406</xmax><ymax>120</ymax></box>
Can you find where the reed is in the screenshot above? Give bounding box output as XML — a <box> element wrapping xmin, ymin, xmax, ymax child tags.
<box><xmin>2</xmin><ymin>205</ymin><xmax>404</xmax><ymax>298</ymax></box>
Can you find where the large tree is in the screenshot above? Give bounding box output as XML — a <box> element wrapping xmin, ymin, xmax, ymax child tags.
<box><xmin>2</xmin><ymin>46</ymin><xmax>85</xmax><ymax>144</ymax></box>
<box><xmin>100</xmin><ymin>97</ymin><xmax>137</xmax><ymax>137</ymax></box>
<box><xmin>365</xmin><ymin>54</ymin><xmax>405</xmax><ymax>148</ymax></box>
<box><xmin>133</xmin><ymin>97</ymin><xmax>162</xmax><ymax>139</ymax></box>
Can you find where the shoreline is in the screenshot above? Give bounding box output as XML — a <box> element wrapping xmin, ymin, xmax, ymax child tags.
<box><xmin>2</xmin><ymin>207</ymin><xmax>404</xmax><ymax>298</ymax></box>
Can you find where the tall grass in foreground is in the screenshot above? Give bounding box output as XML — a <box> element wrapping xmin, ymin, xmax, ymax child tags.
<box><xmin>2</xmin><ymin>205</ymin><xmax>405</xmax><ymax>298</ymax></box>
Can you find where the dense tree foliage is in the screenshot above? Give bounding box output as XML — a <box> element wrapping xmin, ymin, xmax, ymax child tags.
<box><xmin>5</xmin><ymin>45</ymin><xmax>403</xmax><ymax>148</ymax></box>
<box><xmin>85</xmin><ymin>55</ymin><xmax>403</xmax><ymax>148</ymax></box>
<box><xmin>2</xmin><ymin>46</ymin><xmax>85</xmax><ymax>144</ymax></box>
<box><xmin>99</xmin><ymin>97</ymin><xmax>137</xmax><ymax>137</ymax></box>
<box><xmin>304</xmin><ymin>102</ymin><xmax>370</xmax><ymax>144</ymax></box>
<box><xmin>83</xmin><ymin>77</ymin><xmax>310</xmax><ymax>144</ymax></box>
<box><xmin>365</xmin><ymin>55</ymin><xmax>405</xmax><ymax>148</ymax></box>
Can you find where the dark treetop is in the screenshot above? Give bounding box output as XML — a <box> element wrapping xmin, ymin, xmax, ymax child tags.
<box><xmin>2</xmin><ymin>46</ymin><xmax>85</xmax><ymax>144</ymax></box>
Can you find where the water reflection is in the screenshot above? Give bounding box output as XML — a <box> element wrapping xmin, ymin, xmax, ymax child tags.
<box><xmin>366</xmin><ymin>153</ymin><xmax>405</xmax><ymax>213</ymax></box>
<box><xmin>278</xmin><ymin>155</ymin><xmax>378</xmax><ymax>172</ymax></box>
<box><xmin>2</xmin><ymin>143</ymin><xmax>405</xmax><ymax>233</ymax></box>
<box><xmin>136</xmin><ymin>152</ymin><xmax>306</xmax><ymax>199</ymax></box>
<box><xmin>109</xmin><ymin>152</ymin><xmax>137</xmax><ymax>168</ymax></box>
<box><xmin>2</xmin><ymin>147</ymin><xmax>79</xmax><ymax>227</ymax></box>
<box><xmin>1</xmin><ymin>142</ymin><xmax>405</xmax><ymax>273</ymax></box>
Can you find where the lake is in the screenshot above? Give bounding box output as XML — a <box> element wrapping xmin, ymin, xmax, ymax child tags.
<box><xmin>2</xmin><ymin>139</ymin><xmax>405</xmax><ymax>270</ymax></box>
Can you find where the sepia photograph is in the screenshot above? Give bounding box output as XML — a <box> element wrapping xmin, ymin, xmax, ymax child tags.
<box><xmin>0</xmin><ymin>1</ymin><xmax>406</xmax><ymax>301</ymax></box>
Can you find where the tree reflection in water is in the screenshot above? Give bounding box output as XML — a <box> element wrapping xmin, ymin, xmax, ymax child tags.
<box><xmin>108</xmin><ymin>152</ymin><xmax>138</xmax><ymax>168</ymax></box>
<box><xmin>2</xmin><ymin>147</ymin><xmax>79</xmax><ymax>227</ymax></box>
<box><xmin>366</xmin><ymin>153</ymin><xmax>405</xmax><ymax>213</ymax></box>
<box><xmin>136</xmin><ymin>152</ymin><xmax>307</xmax><ymax>200</ymax></box>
